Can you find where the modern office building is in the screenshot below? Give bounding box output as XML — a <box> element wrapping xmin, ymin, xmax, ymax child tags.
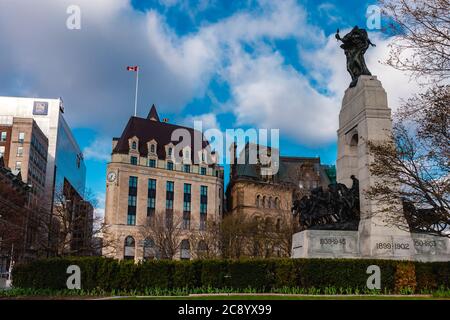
<box><xmin>0</xmin><ymin>96</ymin><xmax>86</xmax><ymax>204</ymax></box>
<box><xmin>103</xmin><ymin>105</ymin><xmax>224</xmax><ymax>261</ymax></box>
<box><xmin>0</xmin><ymin>96</ymin><xmax>90</xmax><ymax>256</ymax></box>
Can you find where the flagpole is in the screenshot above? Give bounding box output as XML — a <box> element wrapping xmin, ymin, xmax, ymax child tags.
<box><xmin>134</xmin><ymin>67</ymin><xmax>139</xmax><ymax>117</ymax></box>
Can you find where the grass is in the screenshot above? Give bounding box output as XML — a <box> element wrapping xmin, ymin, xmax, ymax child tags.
<box><xmin>110</xmin><ymin>294</ymin><xmax>447</xmax><ymax>300</ymax></box>
<box><xmin>2</xmin><ymin>286</ymin><xmax>449</xmax><ymax>300</ymax></box>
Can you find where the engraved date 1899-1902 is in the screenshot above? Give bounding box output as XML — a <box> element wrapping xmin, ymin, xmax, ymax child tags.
<box><xmin>375</xmin><ymin>242</ymin><xmax>410</xmax><ymax>250</ymax></box>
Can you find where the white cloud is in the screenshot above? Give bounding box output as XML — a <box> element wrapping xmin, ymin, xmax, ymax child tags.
<box><xmin>83</xmin><ymin>136</ymin><xmax>112</xmax><ymax>162</ymax></box>
<box><xmin>0</xmin><ymin>0</ymin><xmax>420</xmax><ymax>148</ymax></box>
<box><xmin>182</xmin><ymin>113</ymin><xmax>220</xmax><ymax>130</ymax></box>
<box><xmin>0</xmin><ymin>0</ymin><xmax>321</xmax><ymax>137</ymax></box>
<box><xmin>224</xmin><ymin>50</ymin><xmax>338</xmax><ymax>145</ymax></box>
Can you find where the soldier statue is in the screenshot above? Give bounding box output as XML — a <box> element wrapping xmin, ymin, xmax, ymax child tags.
<box><xmin>336</xmin><ymin>26</ymin><xmax>376</xmax><ymax>87</ymax></box>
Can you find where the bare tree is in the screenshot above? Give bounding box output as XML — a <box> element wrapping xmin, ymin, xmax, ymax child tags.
<box><xmin>140</xmin><ymin>211</ymin><xmax>186</xmax><ymax>260</ymax></box>
<box><xmin>381</xmin><ymin>0</ymin><xmax>450</xmax><ymax>83</ymax></box>
<box><xmin>189</xmin><ymin>220</ymin><xmax>222</xmax><ymax>259</ymax></box>
<box><xmin>35</xmin><ymin>186</ymin><xmax>113</xmax><ymax>257</ymax></box>
<box><xmin>220</xmin><ymin>212</ymin><xmax>294</xmax><ymax>259</ymax></box>
<box><xmin>0</xmin><ymin>182</ymin><xmax>29</xmax><ymax>262</ymax></box>
<box><xmin>367</xmin><ymin>0</ymin><xmax>450</xmax><ymax>235</ymax></box>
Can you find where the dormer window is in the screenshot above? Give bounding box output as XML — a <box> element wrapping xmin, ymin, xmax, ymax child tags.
<box><xmin>147</xmin><ymin>140</ymin><xmax>157</xmax><ymax>155</ymax></box>
<box><xmin>128</xmin><ymin>137</ymin><xmax>139</xmax><ymax>153</ymax></box>
<box><xmin>168</xmin><ymin>147</ymin><xmax>173</xmax><ymax>156</ymax></box>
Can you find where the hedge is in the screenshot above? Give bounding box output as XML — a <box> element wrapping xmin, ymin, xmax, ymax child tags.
<box><xmin>11</xmin><ymin>257</ymin><xmax>450</xmax><ymax>293</ymax></box>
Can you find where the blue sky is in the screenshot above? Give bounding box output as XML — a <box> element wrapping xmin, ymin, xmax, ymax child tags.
<box><xmin>0</xmin><ymin>0</ymin><xmax>421</xmax><ymax>213</ymax></box>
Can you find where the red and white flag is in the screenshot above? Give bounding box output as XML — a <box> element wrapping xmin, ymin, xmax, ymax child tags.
<box><xmin>127</xmin><ymin>66</ymin><xmax>139</xmax><ymax>72</ymax></box>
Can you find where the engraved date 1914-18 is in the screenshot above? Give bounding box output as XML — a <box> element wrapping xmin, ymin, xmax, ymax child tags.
<box><xmin>320</xmin><ymin>238</ymin><xmax>346</xmax><ymax>245</ymax></box>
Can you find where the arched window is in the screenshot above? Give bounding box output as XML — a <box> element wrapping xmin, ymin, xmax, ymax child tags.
<box><xmin>276</xmin><ymin>218</ymin><xmax>281</xmax><ymax>232</ymax></box>
<box><xmin>265</xmin><ymin>217</ymin><xmax>272</xmax><ymax>231</ymax></box>
<box><xmin>262</xmin><ymin>196</ymin><xmax>266</xmax><ymax>208</ymax></box>
<box><xmin>269</xmin><ymin>197</ymin><xmax>274</xmax><ymax>208</ymax></box>
<box><xmin>132</xmin><ymin>141</ymin><xmax>137</xmax><ymax>150</ymax></box>
<box><xmin>180</xmin><ymin>239</ymin><xmax>190</xmax><ymax>260</ymax></box>
<box><xmin>143</xmin><ymin>238</ymin><xmax>156</xmax><ymax>260</ymax></box>
<box><xmin>275</xmin><ymin>197</ymin><xmax>280</xmax><ymax>209</ymax></box>
<box><xmin>124</xmin><ymin>236</ymin><xmax>135</xmax><ymax>260</ymax></box>
<box><xmin>197</xmin><ymin>240</ymin><xmax>208</xmax><ymax>257</ymax></box>
<box><xmin>256</xmin><ymin>195</ymin><xmax>261</xmax><ymax>207</ymax></box>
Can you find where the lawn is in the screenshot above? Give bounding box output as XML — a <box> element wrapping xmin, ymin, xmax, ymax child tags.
<box><xmin>110</xmin><ymin>294</ymin><xmax>448</xmax><ymax>300</ymax></box>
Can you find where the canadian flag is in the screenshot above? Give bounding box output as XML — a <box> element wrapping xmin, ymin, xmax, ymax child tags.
<box><xmin>127</xmin><ymin>66</ymin><xmax>139</xmax><ymax>72</ymax></box>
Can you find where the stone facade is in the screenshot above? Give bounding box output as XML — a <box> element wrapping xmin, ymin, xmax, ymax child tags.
<box><xmin>227</xmin><ymin>143</ymin><xmax>334</xmax><ymax>229</ymax></box>
<box><xmin>103</xmin><ymin>105</ymin><xmax>224</xmax><ymax>261</ymax></box>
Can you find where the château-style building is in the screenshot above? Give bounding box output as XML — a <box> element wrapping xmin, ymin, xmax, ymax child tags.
<box><xmin>103</xmin><ymin>105</ymin><xmax>224</xmax><ymax>261</ymax></box>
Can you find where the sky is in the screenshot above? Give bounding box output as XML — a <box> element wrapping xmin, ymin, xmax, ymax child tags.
<box><xmin>0</xmin><ymin>0</ymin><xmax>421</xmax><ymax>216</ymax></box>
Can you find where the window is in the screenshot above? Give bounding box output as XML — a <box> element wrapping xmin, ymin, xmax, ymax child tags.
<box><xmin>0</xmin><ymin>132</ymin><xmax>6</xmax><ymax>142</ymax></box>
<box><xmin>166</xmin><ymin>181</ymin><xmax>174</xmax><ymax>210</ymax></box>
<box><xmin>18</xmin><ymin>132</ymin><xmax>25</xmax><ymax>143</ymax></box>
<box><xmin>200</xmin><ymin>186</ymin><xmax>208</xmax><ymax>214</ymax></box>
<box><xmin>197</xmin><ymin>240</ymin><xmax>208</xmax><ymax>257</ymax></box>
<box><xmin>200</xmin><ymin>213</ymin><xmax>207</xmax><ymax>231</ymax></box>
<box><xmin>147</xmin><ymin>179</ymin><xmax>156</xmax><ymax>217</ymax></box>
<box><xmin>168</xmin><ymin>147</ymin><xmax>173</xmax><ymax>156</ymax></box>
<box><xmin>183</xmin><ymin>183</ymin><xmax>191</xmax><ymax>230</ymax></box>
<box><xmin>0</xmin><ymin>146</ymin><xmax>5</xmax><ymax>157</ymax></box>
<box><xmin>127</xmin><ymin>176</ymin><xmax>138</xmax><ymax>225</ymax></box>
<box><xmin>132</xmin><ymin>141</ymin><xmax>137</xmax><ymax>150</ymax></box>
<box><xmin>200</xmin><ymin>185</ymin><xmax>208</xmax><ymax>230</ymax></box>
<box><xmin>183</xmin><ymin>164</ymin><xmax>190</xmax><ymax>173</ymax></box>
<box><xmin>150</xmin><ymin>144</ymin><xmax>155</xmax><ymax>153</ymax></box>
<box><xmin>15</xmin><ymin>161</ymin><xmax>22</xmax><ymax>171</ymax></box>
<box><xmin>180</xmin><ymin>239</ymin><xmax>190</xmax><ymax>260</ymax></box>
<box><xmin>256</xmin><ymin>195</ymin><xmax>261</xmax><ymax>207</ymax></box>
<box><xmin>127</xmin><ymin>211</ymin><xmax>136</xmax><ymax>225</ymax></box>
<box><xmin>17</xmin><ymin>146</ymin><xmax>23</xmax><ymax>157</ymax></box>
<box><xmin>128</xmin><ymin>195</ymin><xmax>137</xmax><ymax>206</ymax></box>
<box><xmin>200</xmin><ymin>167</ymin><xmax>207</xmax><ymax>175</ymax></box>
<box><xmin>124</xmin><ymin>236</ymin><xmax>135</xmax><ymax>260</ymax></box>
<box><xmin>130</xmin><ymin>156</ymin><xmax>138</xmax><ymax>165</ymax></box>
<box><xmin>143</xmin><ymin>238</ymin><xmax>156</xmax><ymax>260</ymax></box>
<box><xmin>148</xmin><ymin>158</ymin><xmax>156</xmax><ymax>168</ymax></box>
<box><xmin>129</xmin><ymin>176</ymin><xmax>138</xmax><ymax>188</ymax></box>
<box><xmin>166</xmin><ymin>161</ymin><xmax>174</xmax><ymax>170</ymax></box>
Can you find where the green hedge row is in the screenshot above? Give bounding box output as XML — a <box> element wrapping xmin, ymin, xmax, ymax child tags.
<box><xmin>12</xmin><ymin>257</ymin><xmax>450</xmax><ymax>293</ymax></box>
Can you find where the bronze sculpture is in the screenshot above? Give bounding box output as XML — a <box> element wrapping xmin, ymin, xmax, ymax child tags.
<box><xmin>292</xmin><ymin>175</ymin><xmax>360</xmax><ymax>230</ymax></box>
<box><xmin>336</xmin><ymin>26</ymin><xmax>376</xmax><ymax>88</ymax></box>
